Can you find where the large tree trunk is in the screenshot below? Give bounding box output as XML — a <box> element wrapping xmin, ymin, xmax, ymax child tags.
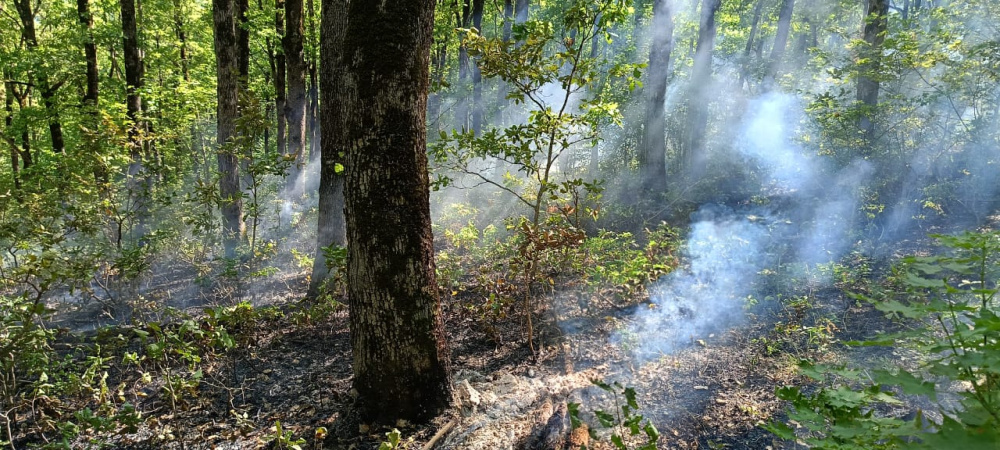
<box><xmin>682</xmin><ymin>0</ymin><xmax>720</xmax><ymax>174</ymax></box>
<box><xmin>284</xmin><ymin>0</ymin><xmax>307</xmax><ymax>185</ymax></box>
<box><xmin>764</xmin><ymin>0</ymin><xmax>795</xmax><ymax>88</ymax></box>
<box><xmin>78</xmin><ymin>0</ymin><xmax>106</xmax><ymax>186</ymax></box>
<box><xmin>213</xmin><ymin>0</ymin><xmax>245</xmax><ymax>257</ymax></box>
<box><xmin>857</xmin><ymin>0</ymin><xmax>888</xmax><ymax>143</ymax></box>
<box><xmin>275</xmin><ymin>0</ymin><xmax>287</xmax><ymax>157</ymax></box>
<box><xmin>14</xmin><ymin>0</ymin><xmax>65</xmax><ymax>154</ymax></box>
<box><xmin>342</xmin><ymin>0</ymin><xmax>452</xmax><ymax>423</ymax></box>
<box><xmin>309</xmin><ymin>0</ymin><xmax>349</xmax><ymax>299</ymax></box>
<box><xmin>639</xmin><ymin>0</ymin><xmax>674</xmax><ymax>193</ymax></box>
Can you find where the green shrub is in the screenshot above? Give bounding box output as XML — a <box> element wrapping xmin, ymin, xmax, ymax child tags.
<box><xmin>769</xmin><ymin>231</ymin><xmax>1000</xmax><ymax>449</ymax></box>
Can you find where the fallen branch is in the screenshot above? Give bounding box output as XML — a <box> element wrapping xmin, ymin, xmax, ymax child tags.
<box><xmin>421</xmin><ymin>419</ymin><xmax>456</xmax><ymax>450</ymax></box>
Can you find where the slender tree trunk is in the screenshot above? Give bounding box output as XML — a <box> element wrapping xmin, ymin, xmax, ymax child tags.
<box><xmin>640</xmin><ymin>0</ymin><xmax>674</xmax><ymax>193</ymax></box>
<box><xmin>857</xmin><ymin>0</ymin><xmax>888</xmax><ymax>143</ymax></box>
<box><xmin>309</xmin><ymin>0</ymin><xmax>349</xmax><ymax>299</ymax></box>
<box><xmin>764</xmin><ymin>0</ymin><xmax>795</xmax><ymax>89</ymax></box>
<box><xmin>683</xmin><ymin>0</ymin><xmax>720</xmax><ymax>174</ymax></box>
<box><xmin>4</xmin><ymin>80</ymin><xmax>20</xmax><ymax>191</ymax></box>
<box><xmin>455</xmin><ymin>0</ymin><xmax>472</xmax><ymax>131</ymax></box>
<box><xmin>284</xmin><ymin>0</ymin><xmax>307</xmax><ymax>185</ymax></box>
<box><xmin>470</xmin><ymin>0</ymin><xmax>484</xmax><ymax>134</ymax></box>
<box><xmin>739</xmin><ymin>0</ymin><xmax>764</xmax><ymax>88</ymax></box>
<box><xmin>173</xmin><ymin>0</ymin><xmax>191</xmax><ymax>81</ymax></box>
<box><xmin>343</xmin><ymin>0</ymin><xmax>452</xmax><ymax>423</ymax></box>
<box><xmin>78</xmin><ymin>0</ymin><xmax>106</xmax><ymax>186</ymax></box>
<box><xmin>502</xmin><ymin>0</ymin><xmax>513</xmax><ymax>41</ymax></box>
<box><xmin>514</xmin><ymin>0</ymin><xmax>528</xmax><ymax>34</ymax></box>
<box><xmin>275</xmin><ymin>0</ymin><xmax>287</xmax><ymax>157</ymax></box>
<box><xmin>428</xmin><ymin>36</ymin><xmax>447</xmax><ymax>130</ymax></box>
<box><xmin>8</xmin><ymin>85</ymin><xmax>33</xmax><ymax>171</ymax></box>
<box><xmin>238</xmin><ymin>0</ymin><xmax>250</xmax><ymax>81</ymax></box>
<box><xmin>213</xmin><ymin>0</ymin><xmax>245</xmax><ymax>257</ymax></box>
<box><xmin>122</xmin><ymin>0</ymin><xmax>151</xmax><ymax>237</ymax></box>
<box><xmin>306</xmin><ymin>0</ymin><xmax>319</xmax><ymax>164</ymax></box>
<box><xmin>14</xmin><ymin>0</ymin><xmax>65</xmax><ymax>154</ymax></box>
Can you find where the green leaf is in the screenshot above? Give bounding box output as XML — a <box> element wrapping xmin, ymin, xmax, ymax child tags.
<box><xmin>595</xmin><ymin>410</ymin><xmax>615</xmax><ymax>427</ymax></box>
<box><xmin>624</xmin><ymin>387</ymin><xmax>639</xmax><ymax>409</ymax></box>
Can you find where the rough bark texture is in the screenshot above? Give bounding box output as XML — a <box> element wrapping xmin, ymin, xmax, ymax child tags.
<box><xmin>275</xmin><ymin>0</ymin><xmax>287</xmax><ymax>157</ymax></box>
<box><xmin>342</xmin><ymin>0</ymin><xmax>452</xmax><ymax>423</ymax></box>
<box><xmin>640</xmin><ymin>0</ymin><xmax>673</xmax><ymax>193</ymax></box>
<box><xmin>308</xmin><ymin>0</ymin><xmax>349</xmax><ymax>299</ymax></box>
<box><xmin>284</xmin><ymin>0</ymin><xmax>307</xmax><ymax>176</ymax></box>
<box><xmin>683</xmin><ymin>0</ymin><xmax>721</xmax><ymax>174</ymax></box>
<box><xmin>14</xmin><ymin>0</ymin><xmax>64</xmax><ymax>154</ymax></box>
<box><xmin>857</xmin><ymin>0</ymin><xmax>888</xmax><ymax>142</ymax></box>
<box><xmin>213</xmin><ymin>0</ymin><xmax>245</xmax><ymax>257</ymax></box>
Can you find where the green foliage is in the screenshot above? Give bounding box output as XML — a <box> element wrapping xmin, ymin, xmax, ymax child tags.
<box><xmin>769</xmin><ymin>231</ymin><xmax>1000</xmax><ymax>448</ymax></box>
<box><xmin>377</xmin><ymin>428</ymin><xmax>408</xmax><ymax>450</ymax></box>
<box><xmin>266</xmin><ymin>420</ymin><xmax>306</xmax><ymax>450</ymax></box>
<box><xmin>569</xmin><ymin>380</ymin><xmax>659</xmax><ymax>450</ymax></box>
<box><xmin>579</xmin><ymin>225</ymin><xmax>680</xmax><ymax>300</ymax></box>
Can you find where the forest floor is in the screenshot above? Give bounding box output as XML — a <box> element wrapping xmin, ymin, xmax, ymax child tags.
<box><xmin>13</xmin><ymin>214</ymin><xmax>997</xmax><ymax>449</ymax></box>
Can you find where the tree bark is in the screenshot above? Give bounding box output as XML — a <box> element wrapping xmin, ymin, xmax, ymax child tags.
<box><xmin>857</xmin><ymin>0</ymin><xmax>888</xmax><ymax>142</ymax></box>
<box><xmin>764</xmin><ymin>0</ymin><xmax>795</xmax><ymax>88</ymax></box>
<box><xmin>683</xmin><ymin>0</ymin><xmax>720</xmax><ymax>174</ymax></box>
<box><xmin>238</xmin><ymin>0</ymin><xmax>250</xmax><ymax>81</ymax></box>
<box><xmin>640</xmin><ymin>0</ymin><xmax>674</xmax><ymax>193</ymax></box>
<box><xmin>4</xmin><ymin>79</ymin><xmax>21</xmax><ymax>191</ymax></box>
<box><xmin>470</xmin><ymin>0</ymin><xmax>485</xmax><ymax>134</ymax></box>
<box><xmin>78</xmin><ymin>0</ymin><xmax>106</xmax><ymax>186</ymax></box>
<box><xmin>284</xmin><ymin>0</ymin><xmax>307</xmax><ymax>181</ymax></box>
<box><xmin>309</xmin><ymin>0</ymin><xmax>349</xmax><ymax>299</ymax></box>
<box><xmin>121</xmin><ymin>0</ymin><xmax>151</xmax><ymax>236</ymax></box>
<box><xmin>306</xmin><ymin>0</ymin><xmax>319</xmax><ymax>163</ymax></box>
<box><xmin>514</xmin><ymin>0</ymin><xmax>528</xmax><ymax>26</ymax></box>
<box><xmin>213</xmin><ymin>0</ymin><xmax>245</xmax><ymax>257</ymax></box>
<box><xmin>738</xmin><ymin>0</ymin><xmax>765</xmax><ymax>88</ymax></box>
<box><xmin>173</xmin><ymin>0</ymin><xmax>191</xmax><ymax>81</ymax></box>
<box><xmin>275</xmin><ymin>0</ymin><xmax>287</xmax><ymax>157</ymax></box>
<box><xmin>14</xmin><ymin>0</ymin><xmax>65</xmax><ymax>154</ymax></box>
<box><xmin>342</xmin><ymin>0</ymin><xmax>452</xmax><ymax>423</ymax></box>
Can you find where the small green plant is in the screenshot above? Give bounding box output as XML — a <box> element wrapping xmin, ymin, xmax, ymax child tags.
<box><xmin>378</xmin><ymin>428</ymin><xmax>406</xmax><ymax>450</ymax></box>
<box><xmin>570</xmin><ymin>379</ymin><xmax>660</xmax><ymax>450</ymax></box>
<box><xmin>768</xmin><ymin>231</ymin><xmax>1000</xmax><ymax>448</ymax></box>
<box><xmin>266</xmin><ymin>420</ymin><xmax>306</xmax><ymax>450</ymax></box>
